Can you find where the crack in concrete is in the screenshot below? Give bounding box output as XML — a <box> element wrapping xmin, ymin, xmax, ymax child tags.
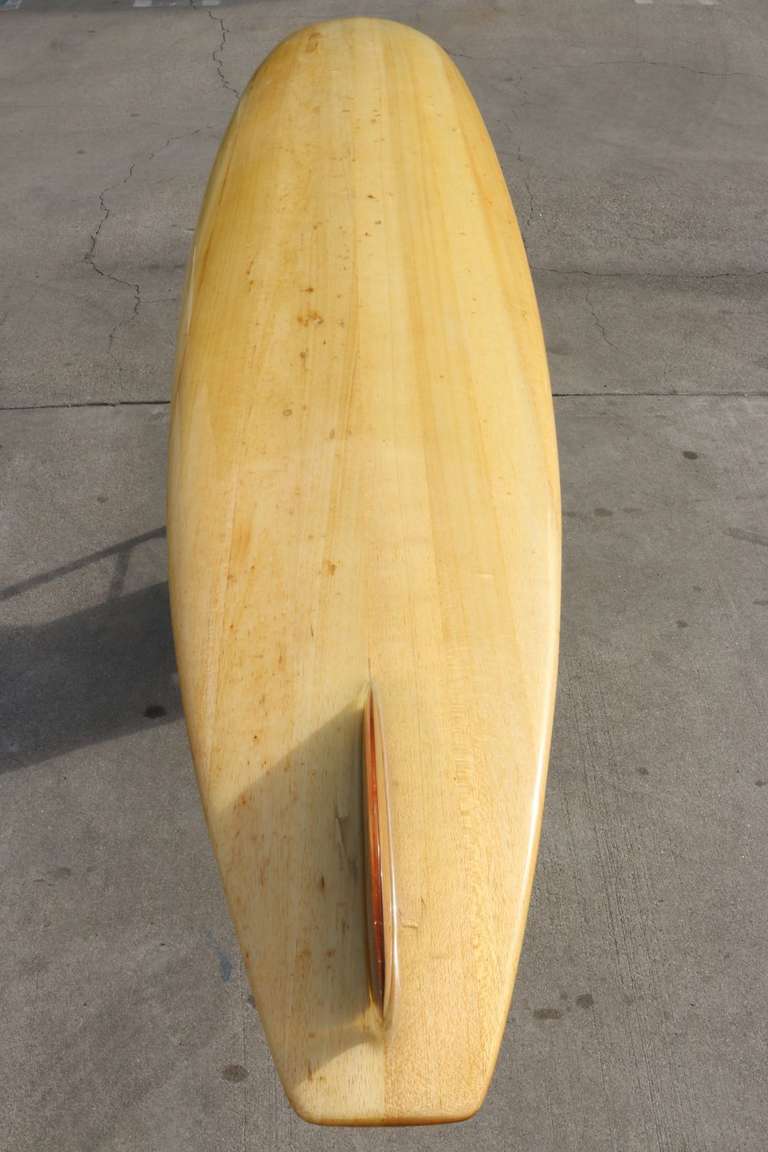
<box><xmin>84</xmin><ymin>165</ymin><xmax>142</xmax><ymax>357</ymax></box>
<box><xmin>209</xmin><ymin>10</ymin><xmax>240</xmax><ymax>101</ymax></box>
<box><xmin>534</xmin><ymin>266</ymin><xmax>768</xmax><ymax>281</ymax></box>
<box><xmin>584</xmin><ymin>281</ymin><xmax>620</xmax><ymax>353</ymax></box>
<box><xmin>0</xmin><ymin>400</ymin><xmax>171</xmax><ymax>412</ymax></box>
<box><xmin>84</xmin><ymin>129</ymin><xmax>202</xmax><ymax>359</ymax></box>
<box><xmin>527</xmin><ymin>57</ymin><xmax>765</xmax><ymax>82</ymax></box>
<box><xmin>446</xmin><ymin>51</ymin><xmax>764</xmax><ymax>83</ymax></box>
<box><xmin>5</xmin><ymin>392</ymin><xmax>768</xmax><ymax>414</ymax></box>
<box><xmin>449</xmin><ymin>50</ymin><xmax>483</xmax><ymax>64</ymax></box>
<box><xmin>515</xmin><ymin>142</ymin><xmax>535</xmax><ymax>230</ymax></box>
<box><xmin>497</xmin><ymin>121</ymin><xmax>537</xmax><ymax>236</ymax></box>
<box><xmin>0</xmin><ymin>285</ymin><xmax>38</xmax><ymax>332</ymax></box>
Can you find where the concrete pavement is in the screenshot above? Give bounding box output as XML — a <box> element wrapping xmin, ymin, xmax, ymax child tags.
<box><xmin>1</xmin><ymin>1</ymin><xmax>767</xmax><ymax>1149</ymax></box>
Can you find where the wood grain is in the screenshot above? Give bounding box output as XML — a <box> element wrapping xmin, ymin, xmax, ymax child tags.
<box><xmin>168</xmin><ymin>16</ymin><xmax>560</xmax><ymax>1124</ymax></box>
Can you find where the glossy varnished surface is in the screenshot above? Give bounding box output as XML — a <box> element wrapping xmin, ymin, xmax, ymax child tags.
<box><xmin>168</xmin><ymin>17</ymin><xmax>560</xmax><ymax>1124</ymax></box>
<box><xmin>362</xmin><ymin>684</ymin><xmax>398</xmax><ymax>1027</ymax></box>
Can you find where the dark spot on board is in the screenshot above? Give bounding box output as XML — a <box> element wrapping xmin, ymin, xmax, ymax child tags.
<box><xmin>637</xmin><ymin>767</ymin><xmax>649</xmax><ymax>777</ymax></box>
<box><xmin>222</xmin><ymin>1064</ymin><xmax>248</xmax><ymax>1083</ymax></box>
<box><xmin>319</xmin><ymin>873</ymin><xmax>326</xmax><ymax>891</ymax></box>
<box><xmin>51</xmin><ymin>866</ymin><xmax>72</xmax><ymax>880</ymax></box>
<box><xmin>533</xmin><ymin>1007</ymin><xmax>561</xmax><ymax>1021</ymax></box>
<box><xmin>756</xmin><ymin>780</ymin><xmax>766</xmax><ymax>788</ymax></box>
<box><xmin>754</xmin><ymin>599</ymin><xmax>768</xmax><ymax>606</ymax></box>
<box><xmin>96</xmin><ymin>494</ymin><xmax>107</xmax><ymax>504</ymax></box>
<box><xmin>575</xmin><ymin>993</ymin><xmax>594</xmax><ymax>1010</ymax></box>
<box><xmin>683</xmin><ymin>450</ymin><xmax>698</xmax><ymax>460</ymax></box>
<box><xmin>676</xmin><ymin>619</ymin><xmax>688</xmax><ymax>629</ymax></box>
<box><xmin>594</xmin><ymin>507</ymin><xmax>613</xmax><ymax>517</ymax></box>
<box><xmin>77</xmin><ymin>149</ymin><xmax>86</xmax><ymax>155</ymax></box>
<box><xmin>247</xmin><ymin>994</ymin><xmax>256</xmax><ymax>1009</ymax></box>
<box><xmin>283</xmin><ymin>408</ymin><xmax>293</xmax><ymax>417</ymax></box>
<box><xmin>693</xmin><ymin>584</ymin><xmax>703</xmax><ymax>592</ymax></box>
<box><xmin>324</xmin><ymin>560</ymin><xmax>337</xmax><ymax>576</ymax></box>
<box><xmin>218</xmin><ymin>951</ymin><xmax>233</xmax><ymax>983</ymax></box>
<box><xmin>143</xmin><ymin>704</ymin><xmax>166</xmax><ymax>720</ymax></box>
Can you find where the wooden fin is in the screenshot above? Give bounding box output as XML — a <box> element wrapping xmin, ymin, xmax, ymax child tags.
<box><xmin>362</xmin><ymin>683</ymin><xmax>398</xmax><ymax>1027</ymax></box>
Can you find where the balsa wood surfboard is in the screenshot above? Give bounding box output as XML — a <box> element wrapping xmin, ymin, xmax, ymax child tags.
<box><xmin>168</xmin><ymin>17</ymin><xmax>560</xmax><ymax>1125</ymax></box>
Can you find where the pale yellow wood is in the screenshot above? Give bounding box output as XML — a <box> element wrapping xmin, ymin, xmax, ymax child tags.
<box><xmin>168</xmin><ymin>17</ymin><xmax>560</xmax><ymax>1125</ymax></box>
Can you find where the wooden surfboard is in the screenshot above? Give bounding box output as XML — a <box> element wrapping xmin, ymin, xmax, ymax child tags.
<box><xmin>168</xmin><ymin>17</ymin><xmax>560</xmax><ymax>1125</ymax></box>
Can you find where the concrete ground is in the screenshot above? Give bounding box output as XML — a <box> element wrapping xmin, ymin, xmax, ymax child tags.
<box><xmin>1</xmin><ymin>0</ymin><xmax>767</xmax><ymax>1148</ymax></box>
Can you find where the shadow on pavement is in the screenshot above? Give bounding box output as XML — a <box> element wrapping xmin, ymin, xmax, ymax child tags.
<box><xmin>0</xmin><ymin>530</ymin><xmax>181</xmax><ymax>772</ymax></box>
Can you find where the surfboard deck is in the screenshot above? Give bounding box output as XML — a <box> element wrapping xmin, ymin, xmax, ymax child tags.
<box><xmin>168</xmin><ymin>17</ymin><xmax>560</xmax><ymax>1125</ymax></box>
